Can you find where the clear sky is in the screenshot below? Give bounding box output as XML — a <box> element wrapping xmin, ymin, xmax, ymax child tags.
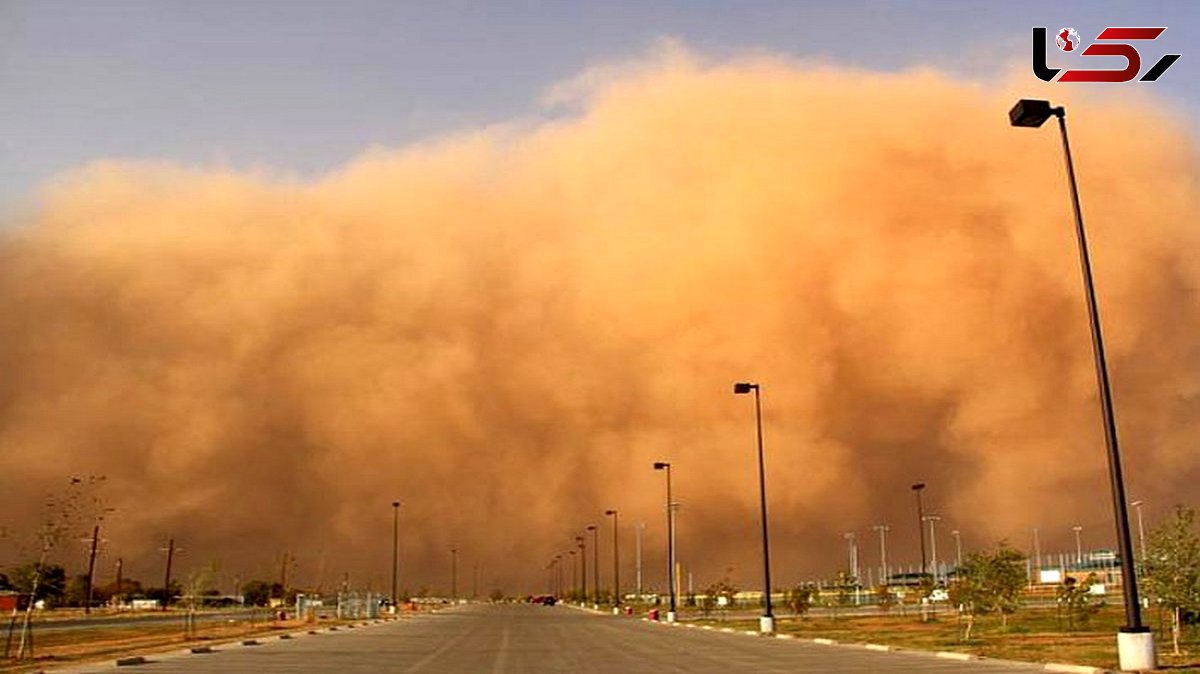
<box><xmin>2</xmin><ymin>0</ymin><xmax>1196</xmax><ymax>214</ymax></box>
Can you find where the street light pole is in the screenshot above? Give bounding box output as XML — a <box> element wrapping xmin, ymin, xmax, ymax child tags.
<box><xmin>653</xmin><ymin>461</ymin><xmax>676</xmax><ymax>622</ymax></box>
<box><xmin>450</xmin><ymin>547</ymin><xmax>457</xmax><ymax>601</ymax></box>
<box><xmin>924</xmin><ymin>516</ymin><xmax>941</xmax><ymax>581</ymax></box>
<box><xmin>1009</xmin><ymin>98</ymin><xmax>1153</xmax><ymax>671</ymax></box>
<box><xmin>605</xmin><ymin>510</ymin><xmax>621</xmax><ymax>613</ymax></box>
<box><xmin>569</xmin><ymin>550</ymin><xmax>577</xmax><ymax>600</ymax></box>
<box><xmin>635</xmin><ymin>522</ymin><xmax>645</xmax><ymax>599</ymax></box>
<box><xmin>1130</xmin><ymin>500</ymin><xmax>1147</xmax><ymax>560</ymax></box>
<box><xmin>911</xmin><ymin>483</ymin><xmax>927</xmax><ymax>576</ymax></box>
<box><xmin>1073</xmin><ymin>525</ymin><xmax>1084</xmax><ymax>565</ymax></box>
<box><xmin>734</xmin><ymin>382</ymin><xmax>775</xmax><ymax>634</ymax></box>
<box><xmin>587</xmin><ymin>524</ymin><xmax>599</xmax><ymax>608</ymax></box>
<box><xmin>576</xmin><ymin>535</ymin><xmax>586</xmax><ymax>606</ymax></box>
<box><xmin>391</xmin><ymin>501</ymin><xmax>400</xmax><ymax>609</ymax></box>
<box><xmin>873</xmin><ymin>524</ymin><xmax>890</xmax><ymax>584</ymax></box>
<box><xmin>951</xmin><ymin>530</ymin><xmax>963</xmax><ymax>569</ymax></box>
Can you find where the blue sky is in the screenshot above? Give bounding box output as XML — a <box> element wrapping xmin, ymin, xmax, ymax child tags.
<box><xmin>2</xmin><ymin>0</ymin><xmax>1195</xmax><ymax>214</ymax></box>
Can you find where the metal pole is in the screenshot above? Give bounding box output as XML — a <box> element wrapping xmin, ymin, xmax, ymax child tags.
<box><xmin>1131</xmin><ymin>501</ymin><xmax>1147</xmax><ymax>560</ymax></box>
<box><xmin>114</xmin><ymin>558</ymin><xmax>123</xmax><ymax>607</ymax></box>
<box><xmin>665</xmin><ymin>465</ymin><xmax>676</xmax><ymax>618</ymax></box>
<box><xmin>84</xmin><ymin>525</ymin><xmax>99</xmax><ymax>615</ymax></box>
<box><xmin>450</xmin><ymin>548</ymin><xmax>457</xmax><ymax>600</ymax></box>
<box><xmin>1074</xmin><ymin>526</ymin><xmax>1084</xmax><ymax>564</ymax></box>
<box><xmin>590</xmin><ymin>525</ymin><xmax>599</xmax><ymax>606</ymax></box>
<box><xmin>752</xmin><ymin>386</ymin><xmax>774</xmax><ymax>628</ymax></box>
<box><xmin>606</xmin><ymin>510</ymin><xmax>620</xmax><ymax>608</ymax></box>
<box><xmin>391</xmin><ymin>501</ymin><xmax>399</xmax><ymax>606</ymax></box>
<box><xmin>577</xmin><ymin>536</ymin><xmax>586</xmax><ymax>604</ymax></box>
<box><xmin>1054</xmin><ymin>108</ymin><xmax>1145</xmax><ymax>633</ymax></box>
<box><xmin>952</xmin><ymin>530</ymin><xmax>963</xmax><ymax>568</ymax></box>
<box><xmin>161</xmin><ymin>538</ymin><xmax>174</xmax><ymax>612</ymax></box>
<box><xmin>635</xmin><ymin>522</ymin><xmax>644</xmax><ymax>599</ymax></box>
<box><xmin>874</xmin><ymin>525</ymin><xmax>889</xmax><ymax>584</ymax></box>
<box><xmin>926</xmin><ymin>517</ymin><xmax>940</xmax><ymax>581</ymax></box>
<box><xmin>912</xmin><ymin>484</ymin><xmax>927</xmax><ymax>576</ymax></box>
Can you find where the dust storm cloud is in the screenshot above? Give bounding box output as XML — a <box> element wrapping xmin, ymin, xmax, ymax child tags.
<box><xmin>1</xmin><ymin>51</ymin><xmax>1197</xmax><ymax>594</ymax></box>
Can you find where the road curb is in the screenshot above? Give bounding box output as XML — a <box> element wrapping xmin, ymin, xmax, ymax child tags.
<box><xmin>936</xmin><ymin>651</ymin><xmax>976</xmax><ymax>660</ymax></box>
<box><xmin>1045</xmin><ymin>664</ymin><xmax>1109</xmax><ymax>674</ymax></box>
<box><xmin>115</xmin><ymin>656</ymin><xmax>147</xmax><ymax>666</ymax></box>
<box><xmin>813</xmin><ymin>637</ymin><xmax>836</xmax><ymax>645</ymax></box>
<box><xmin>865</xmin><ymin>643</ymin><xmax>890</xmax><ymax>651</ymax></box>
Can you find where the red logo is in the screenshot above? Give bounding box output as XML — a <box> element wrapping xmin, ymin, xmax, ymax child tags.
<box><xmin>1032</xmin><ymin>26</ymin><xmax>1180</xmax><ymax>82</ymax></box>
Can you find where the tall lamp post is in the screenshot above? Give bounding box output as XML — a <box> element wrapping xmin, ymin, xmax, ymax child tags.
<box><xmin>1130</xmin><ymin>500</ymin><xmax>1147</xmax><ymax>560</ymax></box>
<box><xmin>391</xmin><ymin>501</ymin><xmax>400</xmax><ymax>610</ymax></box>
<box><xmin>1009</xmin><ymin>98</ymin><xmax>1153</xmax><ymax>671</ymax></box>
<box><xmin>576</xmin><ymin>535</ymin><xmax>587</xmax><ymax>606</ymax></box>
<box><xmin>923</xmin><ymin>515</ymin><xmax>942</xmax><ymax>581</ymax></box>
<box><xmin>450</xmin><ymin>547</ymin><xmax>457</xmax><ymax>601</ymax></box>
<box><xmin>652</xmin><ymin>461</ymin><xmax>677</xmax><ymax>622</ymax></box>
<box><xmin>734</xmin><ymin>382</ymin><xmax>775</xmax><ymax>634</ymax></box>
<box><xmin>1073</xmin><ymin>525</ymin><xmax>1084</xmax><ymax>565</ymax></box>
<box><xmin>911</xmin><ymin>483</ymin><xmax>928</xmax><ymax>577</ymax></box>
<box><xmin>605</xmin><ymin>510</ymin><xmax>621</xmax><ymax>613</ymax></box>
<box><xmin>587</xmin><ymin>524</ymin><xmax>599</xmax><ymax>608</ymax></box>
<box><xmin>873</xmin><ymin>524</ymin><xmax>890</xmax><ymax>584</ymax></box>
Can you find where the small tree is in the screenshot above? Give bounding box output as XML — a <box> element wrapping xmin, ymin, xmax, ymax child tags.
<box><xmin>1056</xmin><ymin>574</ymin><xmax>1104</xmax><ymax>630</ymax></box>
<box><xmin>1140</xmin><ymin>506</ymin><xmax>1200</xmax><ymax>656</ymax></box>
<box><xmin>242</xmin><ymin>580</ymin><xmax>274</xmax><ymax>606</ymax></box>
<box><xmin>875</xmin><ymin>584</ymin><xmax>896</xmax><ymax>612</ymax></box>
<box><xmin>785</xmin><ymin>584</ymin><xmax>814</xmax><ymax>616</ymax></box>
<box><xmin>703</xmin><ymin>579</ymin><xmax>737</xmax><ymax>620</ymax></box>
<box><xmin>948</xmin><ymin>543</ymin><xmax>1026</xmax><ymax>639</ymax></box>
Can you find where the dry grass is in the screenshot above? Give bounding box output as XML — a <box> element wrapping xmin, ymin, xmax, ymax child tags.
<box><xmin>0</xmin><ymin>611</ymin><xmax>364</xmax><ymax>673</ymax></box>
<box><xmin>694</xmin><ymin>605</ymin><xmax>1200</xmax><ymax>672</ymax></box>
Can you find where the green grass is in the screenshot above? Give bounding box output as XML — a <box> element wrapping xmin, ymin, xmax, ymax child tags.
<box><xmin>692</xmin><ymin>605</ymin><xmax>1200</xmax><ymax>672</ymax></box>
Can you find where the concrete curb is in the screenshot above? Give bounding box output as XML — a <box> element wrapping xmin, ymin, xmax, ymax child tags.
<box><xmin>1044</xmin><ymin>664</ymin><xmax>1109</xmax><ymax>674</ymax></box>
<box><xmin>864</xmin><ymin>643</ymin><xmax>891</xmax><ymax>651</ymax></box>
<box><xmin>935</xmin><ymin>651</ymin><xmax>976</xmax><ymax>660</ymax></box>
<box><xmin>813</xmin><ymin>637</ymin><xmax>836</xmax><ymax>645</ymax></box>
<box><xmin>115</xmin><ymin>656</ymin><xmax>147</xmax><ymax>666</ymax></box>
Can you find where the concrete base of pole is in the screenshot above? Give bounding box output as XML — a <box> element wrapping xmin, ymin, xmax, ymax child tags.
<box><xmin>666</xmin><ymin>611</ymin><xmax>677</xmax><ymax>623</ymax></box>
<box><xmin>759</xmin><ymin>616</ymin><xmax>775</xmax><ymax>634</ymax></box>
<box><xmin>1117</xmin><ymin>630</ymin><xmax>1156</xmax><ymax>672</ymax></box>
<box><xmin>612</xmin><ymin>607</ymin><xmax>620</xmax><ymax>615</ymax></box>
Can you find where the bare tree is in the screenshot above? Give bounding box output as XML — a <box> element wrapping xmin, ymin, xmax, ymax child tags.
<box><xmin>13</xmin><ymin>476</ymin><xmax>106</xmax><ymax>659</ymax></box>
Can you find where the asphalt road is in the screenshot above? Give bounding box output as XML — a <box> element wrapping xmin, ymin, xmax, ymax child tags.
<box><xmin>56</xmin><ymin>603</ymin><xmax>1053</xmax><ymax>673</ymax></box>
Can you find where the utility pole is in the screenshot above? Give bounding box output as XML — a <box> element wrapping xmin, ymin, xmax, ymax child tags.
<box><xmin>84</xmin><ymin>525</ymin><xmax>100</xmax><ymax>614</ymax></box>
<box><xmin>114</xmin><ymin>558</ymin><xmax>124</xmax><ymax>607</ymax></box>
<box><xmin>161</xmin><ymin>538</ymin><xmax>175</xmax><ymax>612</ymax></box>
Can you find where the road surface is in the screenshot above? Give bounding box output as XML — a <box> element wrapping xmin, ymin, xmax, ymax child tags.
<box><xmin>57</xmin><ymin>603</ymin><xmax>1051</xmax><ymax>673</ymax></box>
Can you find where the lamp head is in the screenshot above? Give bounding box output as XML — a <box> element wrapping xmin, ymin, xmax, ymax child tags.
<box><xmin>605</xmin><ymin>509</ymin><xmax>617</xmax><ymax>516</ymax></box>
<box><xmin>392</xmin><ymin>501</ymin><xmax>400</xmax><ymax>508</ymax></box>
<box><xmin>1009</xmin><ymin>99</ymin><xmax>1059</xmax><ymax>127</ymax></box>
<box><xmin>911</xmin><ymin>482</ymin><xmax>926</xmax><ymax>491</ymax></box>
<box><xmin>587</xmin><ymin>524</ymin><xmax>596</xmax><ymax>531</ymax></box>
<box><xmin>733</xmin><ymin>382</ymin><xmax>756</xmax><ymax>394</ymax></box>
<box><xmin>653</xmin><ymin>461</ymin><xmax>669</xmax><ymax>470</ymax></box>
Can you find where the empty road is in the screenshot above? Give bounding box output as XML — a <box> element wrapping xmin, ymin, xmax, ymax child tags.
<box><xmin>58</xmin><ymin>603</ymin><xmax>1052</xmax><ymax>673</ymax></box>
